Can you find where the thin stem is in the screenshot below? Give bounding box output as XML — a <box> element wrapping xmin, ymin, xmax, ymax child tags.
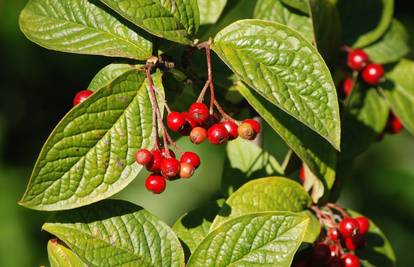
<box><xmin>198</xmin><ymin>40</ymin><xmax>215</xmax><ymax>113</ymax></box>
<box><xmin>146</xmin><ymin>65</ymin><xmax>161</xmax><ymax>150</ymax></box>
<box><xmin>214</xmin><ymin>100</ymin><xmax>239</xmax><ymax>123</ymax></box>
<box><xmin>153</xmin><ymin>86</ymin><xmax>172</xmax><ymax>113</ymax></box>
<box><xmin>327</xmin><ymin>203</ymin><xmax>350</xmax><ymax>218</ymax></box>
<box><xmin>196</xmin><ymin>80</ymin><xmax>210</xmax><ymax>103</ymax></box>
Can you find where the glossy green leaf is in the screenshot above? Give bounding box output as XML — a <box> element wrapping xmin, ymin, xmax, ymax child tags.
<box><xmin>338</xmin><ymin>0</ymin><xmax>394</xmax><ymax>47</ymax></box>
<box><xmin>19</xmin><ymin>0</ymin><xmax>152</xmax><ymax>59</ymax></box>
<box><xmin>188</xmin><ymin>212</ymin><xmax>309</xmax><ymax>267</ymax></box>
<box><xmin>19</xmin><ymin>70</ymin><xmax>163</xmax><ymax>211</ymax></box>
<box><xmin>253</xmin><ymin>0</ymin><xmax>313</xmax><ymax>42</ymax></box>
<box><xmin>173</xmin><ymin>199</ymin><xmax>224</xmax><ymax>254</ymax></box>
<box><xmin>99</xmin><ymin>0</ymin><xmax>199</xmax><ymax>45</ymax></box>
<box><xmin>48</xmin><ymin>239</ymin><xmax>87</xmax><ymax>267</ymax></box>
<box><xmin>210</xmin><ymin>177</ymin><xmax>311</xmax><ymax>230</ymax></box>
<box><xmin>341</xmin><ymin>86</ymin><xmax>389</xmax><ymax>161</ymax></box>
<box><xmin>88</xmin><ymin>63</ymin><xmax>139</xmax><ymax>91</ymax></box>
<box><xmin>301</xmin><ymin>210</ymin><xmax>321</xmax><ymax>244</ymax></box>
<box><xmin>347</xmin><ymin>210</ymin><xmax>396</xmax><ymax>267</ymax></box>
<box><xmin>280</xmin><ymin>0</ymin><xmax>309</xmax><ymax>14</ymax></box>
<box><xmin>382</xmin><ymin>59</ymin><xmax>414</xmax><ymax>135</ymax></box>
<box><xmin>213</xmin><ymin>19</ymin><xmax>341</xmax><ymax>149</ymax></box>
<box><xmin>198</xmin><ymin>0</ymin><xmax>227</xmax><ymax>25</ymax></box>
<box><xmin>364</xmin><ymin>20</ymin><xmax>410</xmax><ymax>64</ymax></box>
<box><xmin>237</xmin><ymin>83</ymin><xmax>337</xmax><ymax>195</ymax></box>
<box><xmin>43</xmin><ymin>200</ymin><xmax>185</xmax><ymax>266</ymax></box>
<box><xmin>308</xmin><ymin>0</ymin><xmax>342</xmax><ymax>65</ymax></box>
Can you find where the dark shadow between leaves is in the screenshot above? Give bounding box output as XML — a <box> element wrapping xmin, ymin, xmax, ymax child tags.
<box><xmin>357</xmin><ymin>232</ymin><xmax>394</xmax><ymax>267</ymax></box>
<box><xmin>181</xmin><ymin>198</ymin><xmax>224</xmax><ymax>229</ymax></box>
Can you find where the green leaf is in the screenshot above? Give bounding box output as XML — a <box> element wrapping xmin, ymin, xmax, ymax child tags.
<box><xmin>88</xmin><ymin>63</ymin><xmax>138</xmax><ymax>92</ymax></box>
<box><xmin>19</xmin><ymin>70</ymin><xmax>163</xmax><ymax>211</ymax></box>
<box><xmin>198</xmin><ymin>0</ymin><xmax>227</xmax><ymax>25</ymax></box>
<box><xmin>226</xmin><ymin>138</ymin><xmax>285</xmax><ymax>177</ymax></box>
<box><xmin>237</xmin><ymin>83</ymin><xmax>337</xmax><ymax>195</ymax></box>
<box><xmin>308</xmin><ymin>0</ymin><xmax>342</xmax><ymax>65</ymax></box>
<box><xmin>213</xmin><ymin>19</ymin><xmax>341</xmax><ymax>150</ymax></box>
<box><xmin>253</xmin><ymin>0</ymin><xmax>314</xmax><ymax>42</ymax></box>
<box><xmin>280</xmin><ymin>0</ymin><xmax>309</xmax><ymax>14</ymax></box>
<box><xmin>99</xmin><ymin>0</ymin><xmax>199</xmax><ymax>45</ymax></box>
<box><xmin>188</xmin><ymin>212</ymin><xmax>309</xmax><ymax>267</ymax></box>
<box><xmin>347</xmin><ymin>210</ymin><xmax>396</xmax><ymax>267</ymax></box>
<box><xmin>210</xmin><ymin>177</ymin><xmax>311</xmax><ymax>230</ymax></box>
<box><xmin>338</xmin><ymin>0</ymin><xmax>394</xmax><ymax>47</ymax></box>
<box><xmin>382</xmin><ymin>59</ymin><xmax>414</xmax><ymax>135</ymax></box>
<box><xmin>43</xmin><ymin>200</ymin><xmax>185</xmax><ymax>266</ymax></box>
<box><xmin>301</xmin><ymin>210</ymin><xmax>321</xmax><ymax>244</ymax></box>
<box><xmin>19</xmin><ymin>0</ymin><xmax>152</xmax><ymax>60</ymax></box>
<box><xmin>173</xmin><ymin>199</ymin><xmax>224</xmax><ymax>254</ymax></box>
<box><xmin>341</xmin><ymin>86</ymin><xmax>389</xmax><ymax>161</ymax></box>
<box><xmin>364</xmin><ymin>20</ymin><xmax>410</xmax><ymax>64</ymax></box>
<box><xmin>48</xmin><ymin>239</ymin><xmax>87</xmax><ymax>267</ymax></box>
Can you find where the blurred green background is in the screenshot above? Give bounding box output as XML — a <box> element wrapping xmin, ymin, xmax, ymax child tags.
<box><xmin>1</xmin><ymin>1</ymin><xmax>413</xmax><ymax>266</ymax></box>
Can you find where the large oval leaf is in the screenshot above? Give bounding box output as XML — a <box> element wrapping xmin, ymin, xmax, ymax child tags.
<box><xmin>99</xmin><ymin>0</ymin><xmax>200</xmax><ymax>45</ymax></box>
<box><xmin>210</xmin><ymin>177</ymin><xmax>312</xmax><ymax>230</ymax></box>
<box><xmin>19</xmin><ymin>0</ymin><xmax>152</xmax><ymax>59</ymax></box>
<box><xmin>188</xmin><ymin>212</ymin><xmax>309</xmax><ymax>267</ymax></box>
<box><xmin>253</xmin><ymin>0</ymin><xmax>314</xmax><ymax>42</ymax></box>
<box><xmin>43</xmin><ymin>200</ymin><xmax>185</xmax><ymax>266</ymax></box>
<box><xmin>364</xmin><ymin>20</ymin><xmax>410</xmax><ymax>64</ymax></box>
<box><xmin>88</xmin><ymin>63</ymin><xmax>137</xmax><ymax>91</ymax></box>
<box><xmin>338</xmin><ymin>0</ymin><xmax>394</xmax><ymax>47</ymax></box>
<box><xmin>280</xmin><ymin>0</ymin><xmax>309</xmax><ymax>14</ymax></box>
<box><xmin>198</xmin><ymin>0</ymin><xmax>227</xmax><ymax>25</ymax></box>
<box><xmin>237</xmin><ymin>83</ymin><xmax>337</xmax><ymax>196</ymax></box>
<box><xmin>19</xmin><ymin>69</ymin><xmax>163</xmax><ymax>210</ymax></box>
<box><xmin>382</xmin><ymin>59</ymin><xmax>414</xmax><ymax>135</ymax></box>
<box><xmin>213</xmin><ymin>19</ymin><xmax>341</xmax><ymax>150</ymax></box>
<box><xmin>48</xmin><ymin>239</ymin><xmax>87</xmax><ymax>267</ymax></box>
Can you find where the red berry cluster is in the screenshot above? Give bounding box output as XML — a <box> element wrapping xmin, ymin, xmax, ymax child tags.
<box><xmin>293</xmin><ymin>204</ymin><xmax>370</xmax><ymax>267</ymax></box>
<box><xmin>385</xmin><ymin>112</ymin><xmax>403</xmax><ymax>134</ymax></box>
<box><xmin>73</xmin><ymin>90</ymin><xmax>93</xmax><ymax>106</ymax></box>
<box><xmin>340</xmin><ymin>48</ymin><xmax>385</xmax><ymax>97</ymax></box>
<box><xmin>135</xmin><ymin>149</ymin><xmax>200</xmax><ymax>194</ymax></box>
<box><xmin>167</xmin><ymin>102</ymin><xmax>261</xmax><ymax>145</ymax></box>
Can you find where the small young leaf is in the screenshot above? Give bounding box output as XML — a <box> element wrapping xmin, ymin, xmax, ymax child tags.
<box><xmin>237</xmin><ymin>83</ymin><xmax>337</xmax><ymax>196</ymax></box>
<box><xmin>198</xmin><ymin>0</ymin><xmax>227</xmax><ymax>25</ymax></box>
<box><xmin>99</xmin><ymin>0</ymin><xmax>200</xmax><ymax>45</ymax></box>
<box><xmin>19</xmin><ymin>0</ymin><xmax>152</xmax><ymax>59</ymax></box>
<box><xmin>364</xmin><ymin>20</ymin><xmax>410</xmax><ymax>64</ymax></box>
<box><xmin>88</xmin><ymin>63</ymin><xmax>137</xmax><ymax>91</ymax></box>
<box><xmin>48</xmin><ymin>239</ymin><xmax>87</xmax><ymax>267</ymax></box>
<box><xmin>188</xmin><ymin>212</ymin><xmax>309</xmax><ymax>267</ymax></box>
<box><xmin>338</xmin><ymin>0</ymin><xmax>394</xmax><ymax>47</ymax></box>
<box><xmin>280</xmin><ymin>0</ymin><xmax>309</xmax><ymax>14</ymax></box>
<box><xmin>382</xmin><ymin>59</ymin><xmax>414</xmax><ymax>135</ymax></box>
<box><xmin>213</xmin><ymin>19</ymin><xmax>341</xmax><ymax>150</ymax></box>
<box><xmin>19</xmin><ymin>70</ymin><xmax>163</xmax><ymax>210</ymax></box>
<box><xmin>347</xmin><ymin>210</ymin><xmax>396</xmax><ymax>267</ymax></box>
<box><xmin>210</xmin><ymin>177</ymin><xmax>312</xmax><ymax>230</ymax></box>
<box><xmin>43</xmin><ymin>200</ymin><xmax>185</xmax><ymax>266</ymax></box>
<box><xmin>254</xmin><ymin>0</ymin><xmax>314</xmax><ymax>42</ymax></box>
<box><xmin>173</xmin><ymin>199</ymin><xmax>225</xmax><ymax>254</ymax></box>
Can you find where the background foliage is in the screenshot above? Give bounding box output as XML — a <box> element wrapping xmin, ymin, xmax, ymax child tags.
<box><xmin>0</xmin><ymin>0</ymin><xmax>414</xmax><ymax>266</ymax></box>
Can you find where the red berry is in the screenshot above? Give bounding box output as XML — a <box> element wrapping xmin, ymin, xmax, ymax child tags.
<box><xmin>341</xmin><ymin>78</ymin><xmax>354</xmax><ymax>97</ymax></box>
<box><xmin>73</xmin><ymin>90</ymin><xmax>93</xmax><ymax>106</ymax></box>
<box><xmin>347</xmin><ymin>49</ymin><xmax>369</xmax><ymax>71</ymax></box>
<box><xmin>189</xmin><ymin>103</ymin><xmax>209</xmax><ymax>124</ymax></box>
<box><xmin>361</xmin><ymin>64</ymin><xmax>384</xmax><ymax>85</ymax></box>
<box><xmin>238</xmin><ymin>123</ymin><xmax>256</xmax><ymax>140</ymax></box>
<box><xmin>160</xmin><ymin>148</ymin><xmax>176</xmax><ymax>158</ymax></box>
<box><xmin>145</xmin><ymin>174</ymin><xmax>166</xmax><ymax>194</ymax></box>
<box><xmin>339</xmin><ymin>217</ymin><xmax>359</xmax><ymax>238</ymax></box>
<box><xmin>167</xmin><ymin>112</ymin><xmax>186</xmax><ymax>132</ymax></box>
<box><xmin>342</xmin><ymin>254</ymin><xmax>360</xmax><ymax>267</ymax></box>
<box><xmin>244</xmin><ymin>119</ymin><xmax>261</xmax><ymax>134</ymax></box>
<box><xmin>180</xmin><ymin>152</ymin><xmax>201</xmax><ymax>169</ymax></box>
<box><xmin>208</xmin><ymin>124</ymin><xmax>229</xmax><ymax>145</ymax></box>
<box><xmin>299</xmin><ymin>166</ymin><xmax>305</xmax><ymax>183</ymax></box>
<box><xmin>344</xmin><ymin>237</ymin><xmax>357</xmax><ymax>251</ymax></box>
<box><xmin>190</xmin><ymin>127</ymin><xmax>208</xmax><ymax>144</ymax></box>
<box><xmin>179</xmin><ymin>112</ymin><xmax>199</xmax><ymax>135</ymax></box>
<box><xmin>329</xmin><ymin>244</ymin><xmax>341</xmax><ymax>258</ymax></box>
<box><xmin>161</xmin><ymin>158</ymin><xmax>181</xmax><ymax>179</ymax></box>
<box><xmin>355</xmin><ymin>217</ymin><xmax>370</xmax><ymax>235</ymax></box>
<box><xmin>329</xmin><ymin>256</ymin><xmax>343</xmax><ymax>267</ymax></box>
<box><xmin>135</xmin><ymin>149</ymin><xmax>153</xmax><ymax>165</ymax></box>
<box><xmin>202</xmin><ymin>113</ymin><xmax>220</xmax><ymax>129</ymax></box>
<box><xmin>221</xmin><ymin>120</ymin><xmax>239</xmax><ymax>140</ymax></box>
<box><xmin>386</xmin><ymin>113</ymin><xmax>403</xmax><ymax>134</ymax></box>
<box><xmin>179</xmin><ymin>162</ymin><xmax>195</xmax><ymax>179</ymax></box>
<box><xmin>146</xmin><ymin>150</ymin><xmax>164</xmax><ymax>172</ymax></box>
<box><xmin>312</xmin><ymin>243</ymin><xmax>331</xmax><ymax>263</ymax></box>
<box><xmin>327</xmin><ymin>228</ymin><xmax>340</xmax><ymax>241</ymax></box>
